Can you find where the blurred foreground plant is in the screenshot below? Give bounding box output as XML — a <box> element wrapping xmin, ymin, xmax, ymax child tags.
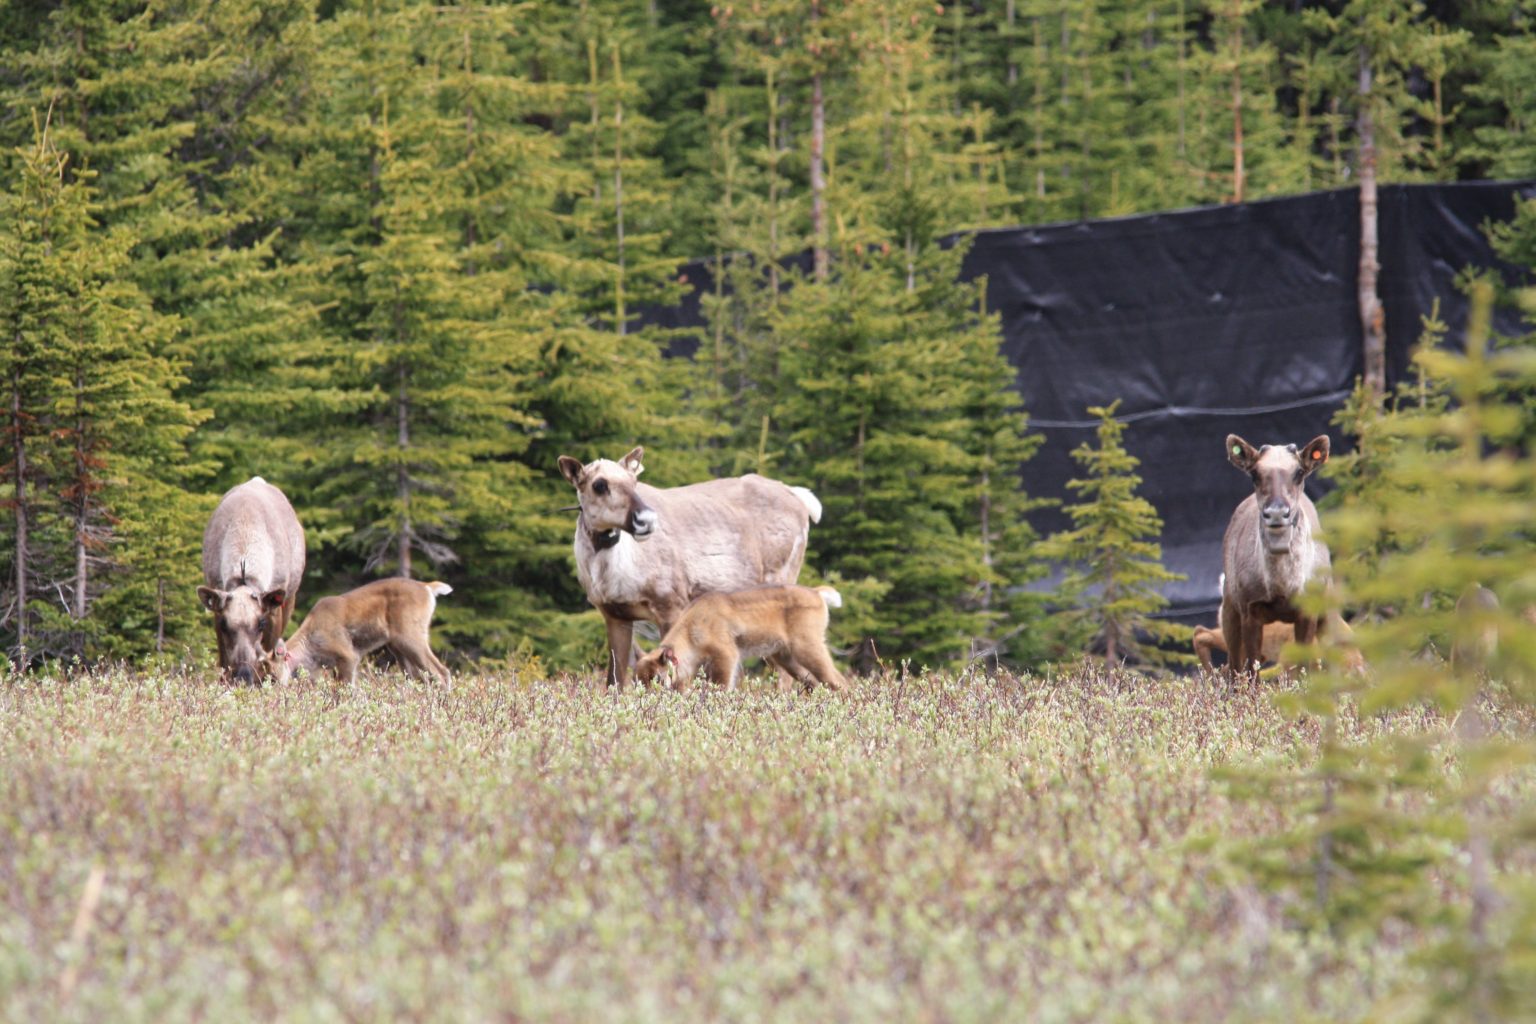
<box><xmin>1224</xmin><ymin>279</ymin><xmax>1536</xmax><ymax>1021</ymax></box>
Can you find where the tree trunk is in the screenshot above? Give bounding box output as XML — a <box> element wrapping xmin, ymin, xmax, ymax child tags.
<box><xmin>397</xmin><ymin>366</ymin><xmax>412</xmax><ymax>579</ymax></box>
<box><xmin>1032</xmin><ymin>16</ymin><xmax>1045</xmax><ymax>199</ymax></box>
<box><xmin>1006</xmin><ymin>0</ymin><xmax>1017</xmax><ymax>86</ymax></box>
<box><xmin>811</xmin><ymin>68</ymin><xmax>827</xmax><ymax>282</ymax></box>
<box><xmin>767</xmin><ymin>65</ymin><xmax>781</xmax><ymax>299</ymax></box>
<box><xmin>10</xmin><ymin>369</ymin><xmax>29</xmax><ymax>664</ymax></box>
<box><xmin>613</xmin><ymin>44</ymin><xmax>627</xmax><ymax>336</ymax></box>
<box><xmin>979</xmin><ymin>466</ymin><xmax>993</xmax><ymax>616</ymax></box>
<box><xmin>1229</xmin><ymin>3</ymin><xmax>1245</xmax><ymax>204</ymax></box>
<box><xmin>155</xmin><ymin>576</ymin><xmax>166</xmax><ymax>655</ymax></box>
<box><xmin>72</xmin><ymin>369</ymin><xmax>88</xmax><ymax>626</ymax></box>
<box><xmin>463</xmin><ymin>28</ymin><xmax>477</xmax><ymax>258</ymax></box>
<box><xmin>73</xmin><ymin>509</ymin><xmax>87</xmax><ymax>622</ymax></box>
<box><xmin>1357</xmin><ymin>46</ymin><xmax>1385</xmax><ymax>398</ymax></box>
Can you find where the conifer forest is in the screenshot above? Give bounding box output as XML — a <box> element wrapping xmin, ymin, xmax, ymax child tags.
<box><xmin>0</xmin><ymin>0</ymin><xmax>1532</xmax><ymax>673</ymax></box>
<box><xmin>7</xmin><ymin>1</ymin><xmax>1536</xmax><ymax>1019</ymax></box>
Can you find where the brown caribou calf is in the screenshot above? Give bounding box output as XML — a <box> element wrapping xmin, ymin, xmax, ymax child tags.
<box><xmin>1195</xmin><ymin>615</ymin><xmax>1364</xmax><ymax>673</ymax></box>
<box><xmin>1194</xmin><ymin>621</ymin><xmax>1293</xmax><ymax>671</ymax></box>
<box><xmin>632</xmin><ymin>585</ymin><xmax>847</xmax><ymax>692</ymax></box>
<box><xmin>275</xmin><ymin>578</ymin><xmax>452</xmax><ymax>685</ymax></box>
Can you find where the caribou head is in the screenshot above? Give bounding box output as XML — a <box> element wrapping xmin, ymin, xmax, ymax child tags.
<box><xmin>1226</xmin><ymin>433</ymin><xmax>1329</xmax><ymax>554</ymax></box>
<box><xmin>557</xmin><ymin>446</ymin><xmax>659</xmax><ymax>544</ymax></box>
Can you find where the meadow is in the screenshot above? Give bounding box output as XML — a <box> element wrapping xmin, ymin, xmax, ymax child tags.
<box><xmin>3</xmin><ymin>665</ymin><xmax>1510</xmax><ymax>1023</ymax></box>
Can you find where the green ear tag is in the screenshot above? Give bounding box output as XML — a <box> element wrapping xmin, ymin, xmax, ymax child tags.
<box><xmin>1232</xmin><ymin>444</ymin><xmax>1242</xmax><ymax>456</ymax></box>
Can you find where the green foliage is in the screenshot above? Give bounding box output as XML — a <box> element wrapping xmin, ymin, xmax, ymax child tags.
<box><xmin>2</xmin><ymin>0</ymin><xmax>1534</xmax><ymax>669</ymax></box>
<box><xmin>1228</xmin><ymin>280</ymin><xmax>1536</xmax><ymax>1019</ymax></box>
<box><xmin>1301</xmin><ymin>0</ymin><xmax>1468</xmax><ymax>182</ymax></box>
<box><xmin>761</xmin><ymin>247</ymin><xmax>1044</xmax><ymax>671</ymax></box>
<box><xmin>1039</xmin><ymin>400</ymin><xmax>1185</xmax><ymax>669</ymax></box>
<box><xmin>0</xmin><ymin>665</ymin><xmax>1493</xmax><ymax>1019</ymax></box>
<box><xmin>0</xmin><ymin>119</ymin><xmax>203</xmax><ymax>665</ymax></box>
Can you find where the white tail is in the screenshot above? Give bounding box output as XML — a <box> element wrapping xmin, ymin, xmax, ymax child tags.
<box><xmin>815</xmin><ymin>586</ymin><xmax>842</xmax><ymax>609</ymax></box>
<box><xmin>425</xmin><ymin>581</ymin><xmax>453</xmax><ymax>597</ymax></box>
<box><xmin>791</xmin><ymin>486</ymin><xmax>823</xmax><ymax>524</ymax></box>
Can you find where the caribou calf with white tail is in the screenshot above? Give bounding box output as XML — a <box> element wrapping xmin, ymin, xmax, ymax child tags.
<box><xmin>275</xmin><ymin>578</ymin><xmax>452</xmax><ymax>685</ymax></box>
<box><xmin>633</xmin><ymin>584</ymin><xmax>848</xmax><ymax>692</ymax></box>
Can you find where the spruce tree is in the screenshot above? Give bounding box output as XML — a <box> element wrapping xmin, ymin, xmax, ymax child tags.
<box><xmin>0</xmin><ymin>127</ymin><xmax>66</xmax><ymax>665</ymax></box>
<box><xmin>0</xmin><ymin>120</ymin><xmax>201</xmax><ymax>664</ymax></box>
<box><xmin>1038</xmin><ymin>400</ymin><xmax>1184</xmax><ymax>669</ymax></box>
<box><xmin>763</xmin><ymin>245</ymin><xmax>1040</xmax><ymax>670</ymax></box>
<box><xmin>262</xmin><ymin>2</ymin><xmax>543</xmax><ymax>615</ymax></box>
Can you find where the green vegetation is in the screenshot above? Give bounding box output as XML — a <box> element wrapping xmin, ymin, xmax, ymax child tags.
<box><xmin>1040</xmin><ymin>400</ymin><xmax>1185</xmax><ymax>668</ymax></box>
<box><xmin>3</xmin><ymin>0</ymin><xmax>1534</xmax><ymax>670</ymax></box>
<box><xmin>6</xmin><ymin>664</ymin><xmax>1520</xmax><ymax>1022</ymax></box>
<box><xmin>1214</xmin><ymin>279</ymin><xmax>1536</xmax><ymax>1018</ymax></box>
<box><xmin>5</xmin><ymin>3</ymin><xmax>1536</xmax><ymax>1017</ymax></box>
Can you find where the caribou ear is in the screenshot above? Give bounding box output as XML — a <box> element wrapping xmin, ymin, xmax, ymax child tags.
<box><xmin>557</xmin><ymin>455</ymin><xmax>585</xmax><ymax>487</ymax></box>
<box><xmin>620</xmin><ymin>446</ymin><xmax>645</xmax><ymax>476</ymax></box>
<box><xmin>197</xmin><ymin>586</ymin><xmax>225</xmax><ymax>613</ymax></box>
<box><xmin>261</xmin><ymin>588</ymin><xmax>287</xmax><ymax>611</ymax></box>
<box><xmin>1226</xmin><ymin>434</ymin><xmax>1260</xmax><ymax>472</ymax></box>
<box><xmin>660</xmin><ymin>645</ymin><xmax>677</xmax><ymax>667</ymax></box>
<box><xmin>1299</xmin><ymin>435</ymin><xmax>1330</xmax><ymax>474</ymax></box>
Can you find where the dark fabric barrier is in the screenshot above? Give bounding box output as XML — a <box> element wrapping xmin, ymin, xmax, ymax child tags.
<box><xmin>640</xmin><ymin>182</ymin><xmax>1536</xmax><ymax>626</ymax></box>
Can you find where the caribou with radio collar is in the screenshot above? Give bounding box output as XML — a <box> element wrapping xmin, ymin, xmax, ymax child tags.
<box><xmin>558</xmin><ymin>447</ymin><xmax>823</xmax><ymax>686</ymax></box>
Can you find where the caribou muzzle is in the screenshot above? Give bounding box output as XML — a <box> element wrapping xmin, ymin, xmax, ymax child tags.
<box><xmin>629</xmin><ymin>504</ymin><xmax>658</xmax><ymax>540</ymax></box>
<box><xmin>1260</xmin><ymin>502</ymin><xmax>1296</xmax><ymax>552</ymax></box>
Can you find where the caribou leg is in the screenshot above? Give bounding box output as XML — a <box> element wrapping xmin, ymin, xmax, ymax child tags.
<box><xmin>603</xmin><ymin>613</ymin><xmax>634</xmax><ymax>687</ymax></box>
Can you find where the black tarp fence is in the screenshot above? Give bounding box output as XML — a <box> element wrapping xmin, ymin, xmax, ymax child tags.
<box><xmin>640</xmin><ymin>181</ymin><xmax>1536</xmax><ymax>626</ymax></box>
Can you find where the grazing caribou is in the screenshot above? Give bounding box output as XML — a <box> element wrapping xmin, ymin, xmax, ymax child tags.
<box><xmin>275</xmin><ymin>578</ymin><xmax>452</xmax><ymax>685</ymax></box>
<box><xmin>199</xmin><ymin>477</ymin><xmax>306</xmax><ymax>685</ymax></box>
<box><xmin>557</xmin><ymin>447</ymin><xmax>822</xmax><ymax>685</ymax></box>
<box><xmin>1220</xmin><ymin>434</ymin><xmax>1332</xmax><ymax>678</ymax></box>
<box><xmin>633</xmin><ymin>584</ymin><xmax>848</xmax><ymax>693</ymax></box>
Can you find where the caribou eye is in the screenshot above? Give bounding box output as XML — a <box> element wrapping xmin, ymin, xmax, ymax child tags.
<box><xmin>592</xmin><ymin>479</ymin><xmax>609</xmax><ymax>496</ymax></box>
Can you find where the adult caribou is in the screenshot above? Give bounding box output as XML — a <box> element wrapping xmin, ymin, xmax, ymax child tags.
<box><xmin>1220</xmin><ymin>434</ymin><xmax>1332</xmax><ymax>678</ymax></box>
<box><xmin>199</xmin><ymin>477</ymin><xmax>306</xmax><ymax>685</ymax></box>
<box><xmin>557</xmin><ymin>447</ymin><xmax>822</xmax><ymax>686</ymax></box>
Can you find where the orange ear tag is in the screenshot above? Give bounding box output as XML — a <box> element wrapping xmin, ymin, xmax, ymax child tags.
<box><xmin>1312</xmin><ymin>450</ymin><xmax>1322</xmax><ymax>461</ymax></box>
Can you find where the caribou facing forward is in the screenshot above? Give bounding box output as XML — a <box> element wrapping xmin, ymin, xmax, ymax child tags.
<box><xmin>1220</xmin><ymin>434</ymin><xmax>1332</xmax><ymax>678</ymax></box>
<box><xmin>199</xmin><ymin>477</ymin><xmax>306</xmax><ymax>685</ymax></box>
<box><xmin>557</xmin><ymin>447</ymin><xmax>822</xmax><ymax>686</ymax></box>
